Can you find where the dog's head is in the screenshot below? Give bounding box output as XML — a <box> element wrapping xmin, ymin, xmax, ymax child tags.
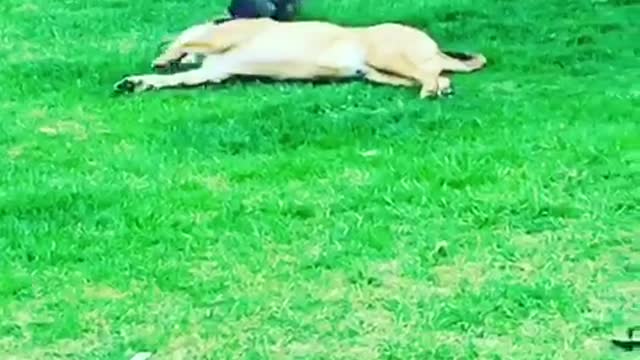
<box><xmin>152</xmin><ymin>20</ymin><xmax>229</xmax><ymax>70</ymax></box>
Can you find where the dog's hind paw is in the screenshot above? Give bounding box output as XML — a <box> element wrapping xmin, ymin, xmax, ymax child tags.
<box><xmin>438</xmin><ymin>85</ymin><xmax>455</xmax><ymax>97</ymax></box>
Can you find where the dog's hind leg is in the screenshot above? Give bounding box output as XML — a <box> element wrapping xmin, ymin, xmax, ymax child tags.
<box><xmin>404</xmin><ymin>52</ymin><xmax>453</xmax><ymax>98</ymax></box>
<box><xmin>366</xmin><ymin>53</ymin><xmax>444</xmax><ymax>98</ymax></box>
<box><xmin>410</xmin><ymin>60</ymin><xmax>444</xmax><ymax>98</ymax></box>
<box><xmin>363</xmin><ymin>68</ymin><xmax>417</xmax><ymax>87</ymax></box>
<box><xmin>407</xmin><ymin>61</ymin><xmax>454</xmax><ymax>98</ymax></box>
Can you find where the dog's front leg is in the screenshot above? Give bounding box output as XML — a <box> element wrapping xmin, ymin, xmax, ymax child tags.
<box><xmin>115</xmin><ymin>55</ymin><xmax>233</xmax><ymax>93</ymax></box>
<box><xmin>114</xmin><ymin>67</ymin><xmax>230</xmax><ymax>93</ymax></box>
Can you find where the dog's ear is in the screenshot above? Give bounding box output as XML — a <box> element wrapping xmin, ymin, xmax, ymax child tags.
<box><xmin>155</xmin><ymin>35</ymin><xmax>175</xmax><ymax>55</ymax></box>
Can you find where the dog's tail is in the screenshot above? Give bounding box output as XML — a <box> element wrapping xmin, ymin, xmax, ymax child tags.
<box><xmin>439</xmin><ymin>51</ymin><xmax>487</xmax><ymax>73</ymax></box>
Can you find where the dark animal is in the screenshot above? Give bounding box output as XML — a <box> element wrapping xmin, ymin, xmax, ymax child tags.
<box><xmin>227</xmin><ymin>0</ymin><xmax>301</xmax><ymax>21</ymax></box>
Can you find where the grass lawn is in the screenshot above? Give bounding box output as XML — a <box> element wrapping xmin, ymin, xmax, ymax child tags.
<box><xmin>1</xmin><ymin>0</ymin><xmax>640</xmax><ymax>358</ymax></box>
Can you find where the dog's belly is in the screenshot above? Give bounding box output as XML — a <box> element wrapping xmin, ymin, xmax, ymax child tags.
<box><xmin>226</xmin><ymin>61</ymin><xmax>358</xmax><ymax>79</ymax></box>
<box><xmin>220</xmin><ymin>27</ymin><xmax>368</xmax><ymax>79</ymax></box>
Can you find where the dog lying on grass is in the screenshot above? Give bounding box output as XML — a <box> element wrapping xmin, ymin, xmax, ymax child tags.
<box><xmin>114</xmin><ymin>18</ymin><xmax>486</xmax><ymax>98</ymax></box>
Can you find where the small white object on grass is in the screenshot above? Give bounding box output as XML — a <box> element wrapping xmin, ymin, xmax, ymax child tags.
<box><xmin>130</xmin><ymin>352</ymin><xmax>153</xmax><ymax>360</ymax></box>
<box><xmin>360</xmin><ymin>150</ymin><xmax>379</xmax><ymax>157</ymax></box>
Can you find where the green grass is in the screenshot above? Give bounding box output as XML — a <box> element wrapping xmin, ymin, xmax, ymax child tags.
<box><xmin>1</xmin><ymin>0</ymin><xmax>640</xmax><ymax>358</ymax></box>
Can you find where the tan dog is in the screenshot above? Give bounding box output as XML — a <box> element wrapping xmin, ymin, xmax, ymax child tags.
<box><xmin>114</xmin><ymin>18</ymin><xmax>486</xmax><ymax>98</ymax></box>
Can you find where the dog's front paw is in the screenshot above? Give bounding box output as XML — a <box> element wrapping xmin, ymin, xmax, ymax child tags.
<box><xmin>113</xmin><ymin>76</ymin><xmax>152</xmax><ymax>93</ymax></box>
